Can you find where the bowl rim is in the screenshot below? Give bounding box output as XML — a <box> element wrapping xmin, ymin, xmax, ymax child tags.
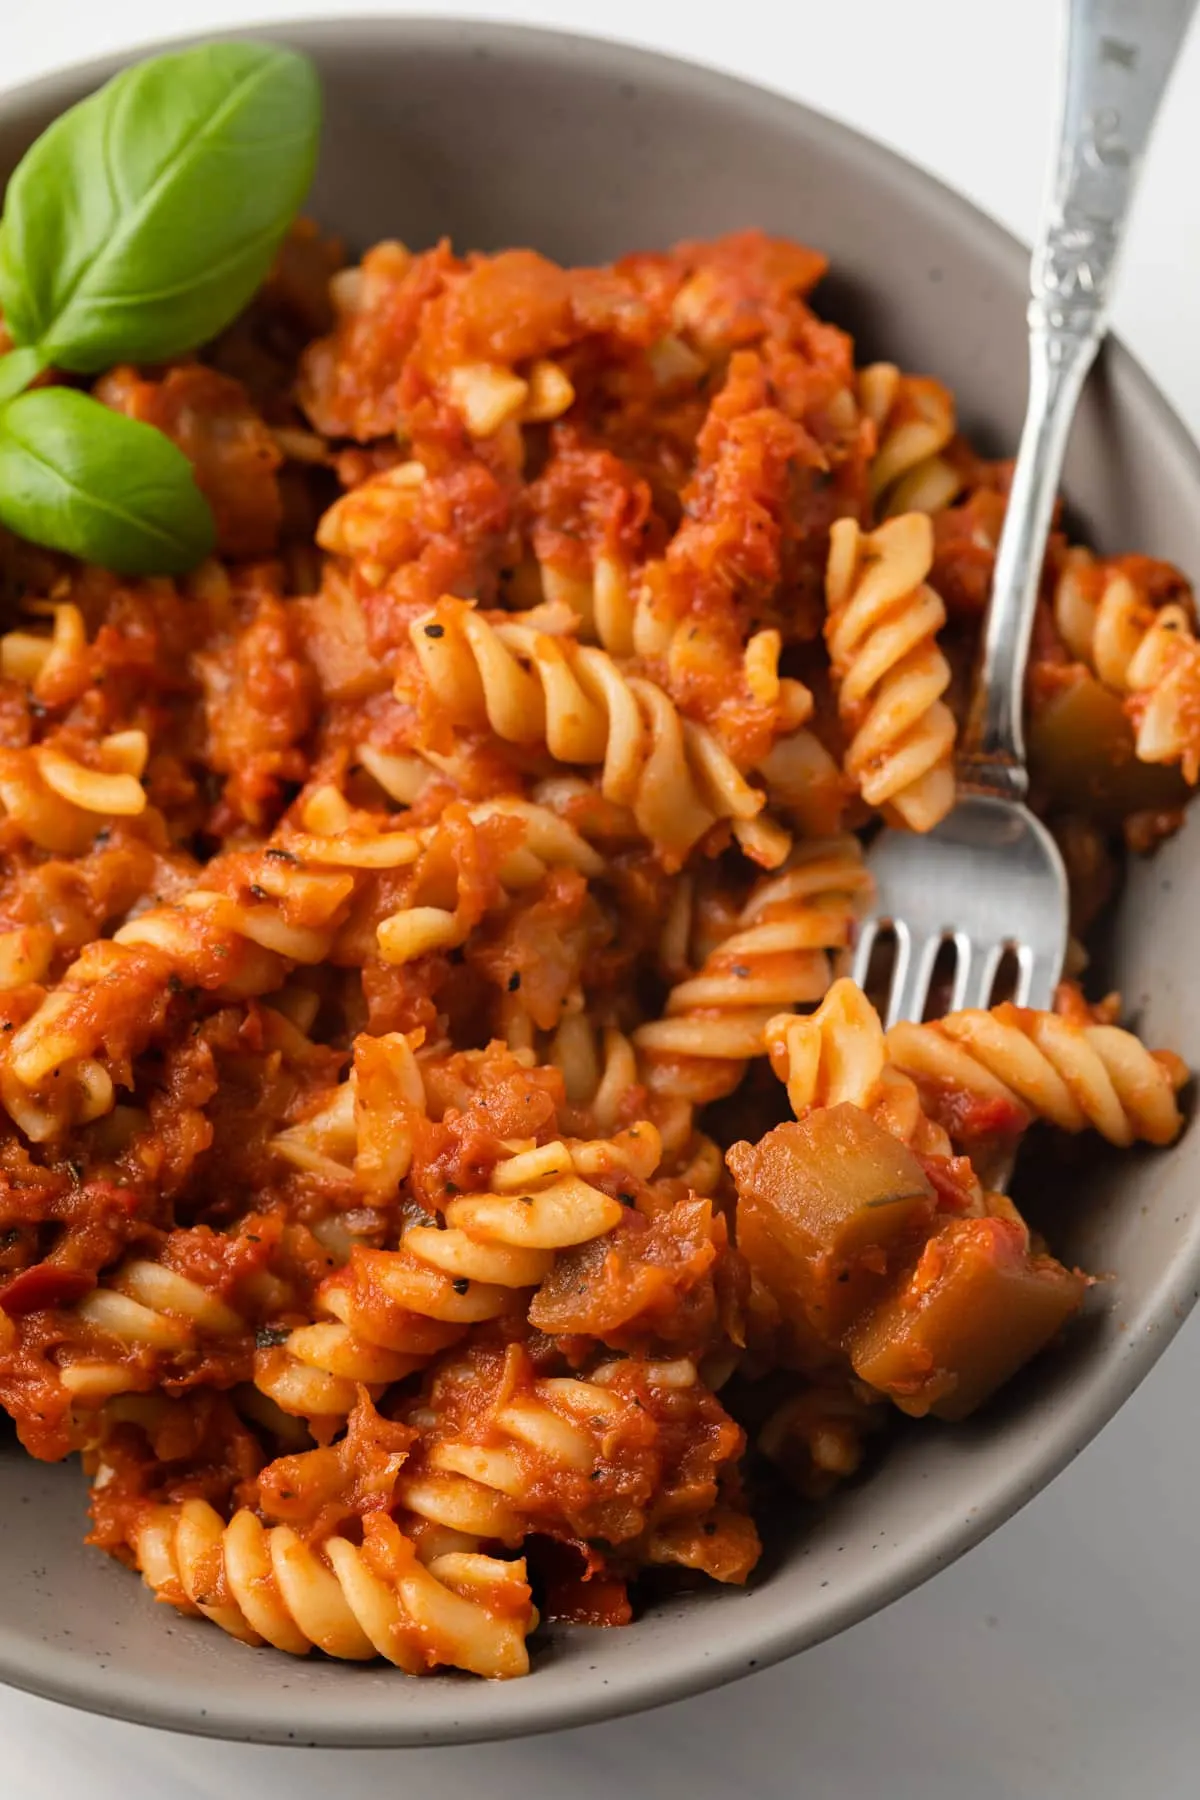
<box><xmin>2</xmin><ymin>11</ymin><xmax>1200</xmax><ymax>1750</ymax></box>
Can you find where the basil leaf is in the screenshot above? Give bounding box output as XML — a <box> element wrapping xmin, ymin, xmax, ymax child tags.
<box><xmin>0</xmin><ymin>41</ymin><xmax>320</xmax><ymax>372</ymax></box>
<box><xmin>0</xmin><ymin>347</ymin><xmax>44</xmax><ymax>406</ymax></box>
<box><xmin>0</xmin><ymin>388</ymin><xmax>215</xmax><ymax>574</ymax></box>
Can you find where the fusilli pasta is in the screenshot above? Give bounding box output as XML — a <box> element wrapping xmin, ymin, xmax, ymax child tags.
<box><xmin>406</xmin><ymin>597</ymin><xmax>769</xmax><ymax>866</ymax></box>
<box><xmin>1051</xmin><ymin>545</ymin><xmax>1200</xmax><ymax>780</ymax></box>
<box><xmin>764</xmin><ymin>976</ymin><xmax>957</xmax><ymax>1162</ymax></box>
<box><xmin>825</xmin><ymin>513</ymin><xmax>957</xmax><ymax>830</ymax></box>
<box><xmin>256</xmin><ymin>1131</ymin><xmax>638</xmax><ymax>1426</ymax></box>
<box><xmin>130</xmin><ymin>1499</ymin><xmax>536</xmax><ymax>1676</ymax></box>
<box><xmin>858</xmin><ymin>363</ymin><xmax>961</xmax><ymax>520</ymax></box>
<box><xmin>887</xmin><ymin>1003</ymin><xmax>1186</xmax><ymax>1148</ymax></box>
<box><xmin>0</xmin><ymin>216</ymin><xmax>1188</xmax><ymax>1682</ymax></box>
<box><xmin>634</xmin><ymin>839</ymin><xmax>871</xmax><ymax>1101</ymax></box>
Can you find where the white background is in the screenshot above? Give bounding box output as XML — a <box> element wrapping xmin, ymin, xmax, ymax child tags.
<box><xmin>3</xmin><ymin>3</ymin><xmax>1200</xmax><ymax>1795</ymax></box>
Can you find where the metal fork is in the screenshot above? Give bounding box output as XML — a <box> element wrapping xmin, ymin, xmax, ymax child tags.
<box><xmin>854</xmin><ymin>0</ymin><xmax>1199</xmax><ymax>1029</ymax></box>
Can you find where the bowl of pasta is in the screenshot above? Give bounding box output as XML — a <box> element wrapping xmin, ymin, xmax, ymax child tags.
<box><xmin>0</xmin><ymin>15</ymin><xmax>1197</xmax><ymax>1749</ymax></box>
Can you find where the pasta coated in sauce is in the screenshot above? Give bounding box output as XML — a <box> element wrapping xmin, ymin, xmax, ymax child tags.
<box><xmin>0</xmin><ymin>223</ymin><xmax>1187</xmax><ymax>1677</ymax></box>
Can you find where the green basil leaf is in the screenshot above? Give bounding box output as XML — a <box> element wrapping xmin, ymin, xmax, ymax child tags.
<box><xmin>0</xmin><ymin>347</ymin><xmax>44</xmax><ymax>406</ymax></box>
<box><xmin>0</xmin><ymin>387</ymin><xmax>215</xmax><ymax>574</ymax></box>
<box><xmin>0</xmin><ymin>41</ymin><xmax>320</xmax><ymax>372</ymax></box>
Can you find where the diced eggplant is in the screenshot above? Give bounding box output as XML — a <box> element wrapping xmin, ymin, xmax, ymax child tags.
<box><xmin>728</xmin><ymin>1105</ymin><xmax>936</xmax><ymax>1348</ymax></box>
<box><xmin>850</xmin><ymin>1215</ymin><xmax>1087</xmax><ymax>1421</ymax></box>
<box><xmin>1028</xmin><ymin>670</ymin><xmax>1188</xmax><ymax>822</ymax></box>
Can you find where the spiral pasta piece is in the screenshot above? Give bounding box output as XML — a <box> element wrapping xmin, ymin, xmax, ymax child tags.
<box><xmin>1051</xmin><ymin>547</ymin><xmax>1200</xmax><ymax>779</ymax></box>
<box><xmin>756</xmin><ymin>725</ymin><xmax>848</xmax><ymax>841</ymax></box>
<box><xmin>887</xmin><ymin>1003</ymin><xmax>1186</xmax><ymax>1148</ymax></box>
<box><xmin>858</xmin><ymin>363</ymin><xmax>961</xmax><ymax>520</ymax></box>
<box><xmin>633</xmin><ymin>839</ymin><xmax>871</xmax><ymax>1102</ymax></box>
<box><xmin>416</xmin><ymin>1368</ymin><xmax>642</xmax><ymax>1519</ymax></box>
<box><xmin>764</xmin><ymin>977</ymin><xmax>956</xmax><ymax>1163</ymax></box>
<box><xmin>532</xmin><ymin>1013</ymin><xmax>708</xmax><ymax>1180</ymax></box>
<box><xmin>376</xmin><ymin>794</ymin><xmax>605</xmax><ymax>966</ymax></box>
<box><xmin>0</xmin><ymin>598</ymin><xmax>88</xmax><ymax>697</ymax></box>
<box><xmin>1052</xmin><ymin>548</ymin><xmax>1184</xmax><ymax>692</ymax></box>
<box><xmin>629</xmin><ymin>621</ymin><xmax>805</xmax><ymax>871</ymax></box>
<box><xmin>0</xmin><ymin>727</ymin><xmax>154</xmax><ymax>856</ymax></box>
<box><xmin>255</xmin><ymin>1132</ymin><xmax>646</xmax><ymax>1423</ymax></box>
<box><xmin>271</xmin><ymin>1029</ymin><xmax>426</xmax><ymax>1193</ymax></box>
<box><xmin>403</xmin><ymin>1342</ymin><xmax>752</xmax><ymax>1575</ymax></box>
<box><xmin>58</xmin><ymin>1260</ymin><xmax>248</xmax><ymax>1403</ymax></box>
<box><xmin>296</xmin><ymin>783</ymin><xmax>603</xmax><ymax>968</ymax></box>
<box><xmin>407</xmin><ymin>599</ymin><xmax>766</xmax><ymax>864</ymax></box>
<box><xmin>544</xmin><ymin>1015</ymin><xmax>641</xmax><ymax>1128</ymax></box>
<box><xmin>393</xmin><ymin>1465</ymin><xmax>526</xmax><ymax>1558</ymax></box>
<box><xmin>130</xmin><ymin>1498</ymin><xmax>534</xmax><ymax>1677</ymax></box>
<box><xmin>825</xmin><ymin>513</ymin><xmax>957</xmax><ymax>830</ymax></box>
<box><xmin>447</xmin><ymin>355</ymin><xmax>575</xmax><ymax>438</ymax></box>
<box><xmin>536</xmin><ymin>548</ymin><xmax>640</xmax><ymax>658</ymax></box>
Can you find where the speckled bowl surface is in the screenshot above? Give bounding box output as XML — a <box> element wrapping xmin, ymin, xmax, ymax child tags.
<box><xmin>1</xmin><ymin>15</ymin><xmax>1198</xmax><ymax>1749</ymax></box>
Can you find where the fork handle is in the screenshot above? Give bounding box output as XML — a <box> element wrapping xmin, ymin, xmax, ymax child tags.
<box><xmin>959</xmin><ymin>0</ymin><xmax>1198</xmax><ymax>798</ymax></box>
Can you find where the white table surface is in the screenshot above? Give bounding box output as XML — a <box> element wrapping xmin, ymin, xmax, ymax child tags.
<box><xmin>4</xmin><ymin>2</ymin><xmax>1200</xmax><ymax>1794</ymax></box>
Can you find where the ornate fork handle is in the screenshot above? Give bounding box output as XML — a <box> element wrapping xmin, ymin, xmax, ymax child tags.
<box><xmin>960</xmin><ymin>0</ymin><xmax>1199</xmax><ymax>797</ymax></box>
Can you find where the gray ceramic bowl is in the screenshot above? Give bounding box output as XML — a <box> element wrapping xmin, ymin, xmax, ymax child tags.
<box><xmin>1</xmin><ymin>15</ymin><xmax>1198</xmax><ymax>1751</ymax></box>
